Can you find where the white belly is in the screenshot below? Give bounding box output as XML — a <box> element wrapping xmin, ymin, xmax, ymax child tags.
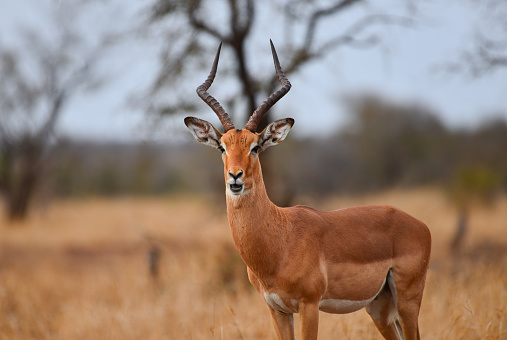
<box><xmin>319</xmin><ymin>297</ymin><xmax>373</xmax><ymax>314</ymax></box>
<box><xmin>263</xmin><ymin>278</ymin><xmax>387</xmax><ymax>315</ymax></box>
<box><xmin>319</xmin><ymin>278</ymin><xmax>387</xmax><ymax>314</ymax></box>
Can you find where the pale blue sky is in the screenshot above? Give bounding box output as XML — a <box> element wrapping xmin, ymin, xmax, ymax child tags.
<box><xmin>0</xmin><ymin>0</ymin><xmax>505</xmax><ymax>142</ymax></box>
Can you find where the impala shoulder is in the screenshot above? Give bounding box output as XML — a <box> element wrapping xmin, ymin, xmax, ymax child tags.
<box><xmin>291</xmin><ymin>204</ymin><xmax>319</xmax><ymax>212</ymax></box>
<box><xmin>283</xmin><ymin>205</ymin><xmax>330</xmax><ymax>228</ymax></box>
<box><xmin>285</xmin><ymin>205</ymin><xmax>323</xmax><ymax>219</ymax></box>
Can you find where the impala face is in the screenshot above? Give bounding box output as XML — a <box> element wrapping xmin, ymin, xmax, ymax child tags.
<box><xmin>184</xmin><ymin>117</ymin><xmax>294</xmax><ymax>197</ymax></box>
<box><xmin>221</xmin><ymin>129</ymin><xmax>258</xmax><ymax>196</ymax></box>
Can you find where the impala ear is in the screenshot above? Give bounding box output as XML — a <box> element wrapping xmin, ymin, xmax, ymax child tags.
<box><xmin>258</xmin><ymin>118</ymin><xmax>294</xmax><ymax>151</ymax></box>
<box><xmin>184</xmin><ymin>116</ymin><xmax>223</xmax><ymax>149</ymax></box>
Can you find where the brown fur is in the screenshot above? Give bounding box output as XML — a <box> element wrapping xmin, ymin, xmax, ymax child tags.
<box><xmin>187</xmin><ymin>124</ymin><xmax>431</xmax><ymax>340</ymax></box>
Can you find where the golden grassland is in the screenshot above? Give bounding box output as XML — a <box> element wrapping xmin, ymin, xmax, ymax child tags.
<box><xmin>0</xmin><ymin>188</ymin><xmax>506</xmax><ymax>339</ymax></box>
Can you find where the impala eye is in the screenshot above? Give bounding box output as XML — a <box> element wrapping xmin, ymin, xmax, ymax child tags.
<box><xmin>251</xmin><ymin>145</ymin><xmax>261</xmax><ymax>154</ymax></box>
<box><xmin>218</xmin><ymin>146</ymin><xmax>225</xmax><ymax>153</ymax></box>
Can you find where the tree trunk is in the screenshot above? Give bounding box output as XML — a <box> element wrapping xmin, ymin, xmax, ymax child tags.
<box><xmin>450</xmin><ymin>207</ymin><xmax>469</xmax><ymax>253</ymax></box>
<box><xmin>1</xmin><ymin>139</ymin><xmax>42</xmax><ymax>221</ymax></box>
<box><xmin>5</xmin><ymin>167</ymin><xmax>38</xmax><ymax>220</ymax></box>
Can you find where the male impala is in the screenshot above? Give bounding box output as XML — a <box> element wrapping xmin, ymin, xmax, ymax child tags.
<box><xmin>184</xmin><ymin>41</ymin><xmax>431</xmax><ymax>340</ymax></box>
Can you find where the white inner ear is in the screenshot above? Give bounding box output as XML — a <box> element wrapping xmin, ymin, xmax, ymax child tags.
<box><xmin>188</xmin><ymin>121</ymin><xmax>221</xmax><ymax>149</ymax></box>
<box><xmin>260</xmin><ymin>120</ymin><xmax>292</xmax><ymax>150</ymax></box>
<box><xmin>189</xmin><ymin>126</ymin><xmax>207</xmax><ymax>141</ymax></box>
<box><xmin>269</xmin><ymin>124</ymin><xmax>290</xmax><ymax>142</ymax></box>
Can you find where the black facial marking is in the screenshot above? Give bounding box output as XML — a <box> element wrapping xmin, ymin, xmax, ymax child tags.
<box><xmin>240</xmin><ymin>135</ymin><xmax>248</xmax><ymax>147</ymax></box>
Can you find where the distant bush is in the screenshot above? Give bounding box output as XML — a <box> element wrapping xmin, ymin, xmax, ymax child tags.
<box><xmin>281</xmin><ymin>95</ymin><xmax>507</xmax><ymax>197</ymax></box>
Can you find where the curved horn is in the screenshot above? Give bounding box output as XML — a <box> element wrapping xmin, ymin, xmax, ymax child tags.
<box><xmin>196</xmin><ymin>42</ymin><xmax>235</xmax><ymax>132</ymax></box>
<box><xmin>244</xmin><ymin>40</ymin><xmax>291</xmax><ymax>132</ymax></box>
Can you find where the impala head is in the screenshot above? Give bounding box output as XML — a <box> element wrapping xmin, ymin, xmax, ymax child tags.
<box><xmin>184</xmin><ymin>40</ymin><xmax>293</xmax><ymax>197</ymax></box>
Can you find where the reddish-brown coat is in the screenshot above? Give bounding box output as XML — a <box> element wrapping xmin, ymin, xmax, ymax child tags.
<box><xmin>185</xmin><ymin>122</ymin><xmax>431</xmax><ymax>340</ymax></box>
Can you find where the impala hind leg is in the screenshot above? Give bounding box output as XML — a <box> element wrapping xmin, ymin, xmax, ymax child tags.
<box><xmin>394</xmin><ymin>296</ymin><xmax>422</xmax><ymax>340</ymax></box>
<box><xmin>268</xmin><ymin>306</ymin><xmax>295</xmax><ymax>340</ymax></box>
<box><xmin>389</xmin><ymin>269</ymin><xmax>426</xmax><ymax>340</ymax></box>
<box><xmin>366</xmin><ymin>281</ymin><xmax>405</xmax><ymax>340</ymax></box>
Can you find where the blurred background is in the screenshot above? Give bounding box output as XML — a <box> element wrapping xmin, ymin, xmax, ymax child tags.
<box><xmin>0</xmin><ymin>0</ymin><xmax>506</xmax><ymax>339</ymax></box>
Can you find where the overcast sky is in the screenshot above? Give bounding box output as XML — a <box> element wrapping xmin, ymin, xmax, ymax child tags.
<box><xmin>0</xmin><ymin>0</ymin><xmax>505</xmax><ymax>142</ymax></box>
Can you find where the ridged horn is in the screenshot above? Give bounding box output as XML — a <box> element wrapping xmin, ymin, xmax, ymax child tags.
<box><xmin>244</xmin><ymin>40</ymin><xmax>291</xmax><ymax>132</ymax></box>
<box><xmin>196</xmin><ymin>42</ymin><xmax>235</xmax><ymax>132</ymax></box>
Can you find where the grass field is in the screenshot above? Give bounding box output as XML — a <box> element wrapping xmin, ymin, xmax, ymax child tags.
<box><xmin>1</xmin><ymin>188</ymin><xmax>506</xmax><ymax>339</ymax></box>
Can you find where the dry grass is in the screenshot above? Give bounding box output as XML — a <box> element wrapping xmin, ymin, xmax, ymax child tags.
<box><xmin>0</xmin><ymin>189</ymin><xmax>506</xmax><ymax>339</ymax></box>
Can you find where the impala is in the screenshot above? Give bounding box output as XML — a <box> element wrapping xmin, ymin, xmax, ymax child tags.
<box><xmin>184</xmin><ymin>41</ymin><xmax>431</xmax><ymax>340</ymax></box>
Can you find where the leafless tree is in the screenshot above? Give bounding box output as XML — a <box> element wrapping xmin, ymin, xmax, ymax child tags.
<box><xmin>148</xmin><ymin>0</ymin><xmax>416</xmax><ymax>129</ymax></box>
<box><xmin>0</xmin><ymin>1</ymin><xmax>114</xmax><ymax>220</ymax></box>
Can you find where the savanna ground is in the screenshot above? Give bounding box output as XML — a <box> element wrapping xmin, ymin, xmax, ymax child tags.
<box><xmin>0</xmin><ymin>188</ymin><xmax>506</xmax><ymax>339</ymax></box>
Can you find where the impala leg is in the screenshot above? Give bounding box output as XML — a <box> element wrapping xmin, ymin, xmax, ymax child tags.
<box><xmin>396</xmin><ymin>300</ymin><xmax>422</xmax><ymax>340</ymax></box>
<box><xmin>390</xmin><ymin>269</ymin><xmax>426</xmax><ymax>340</ymax></box>
<box><xmin>299</xmin><ymin>302</ymin><xmax>319</xmax><ymax>340</ymax></box>
<box><xmin>268</xmin><ymin>306</ymin><xmax>295</xmax><ymax>340</ymax></box>
<box><xmin>366</xmin><ymin>283</ymin><xmax>405</xmax><ymax>340</ymax></box>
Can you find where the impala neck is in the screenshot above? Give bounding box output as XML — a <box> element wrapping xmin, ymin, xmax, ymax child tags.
<box><xmin>225</xmin><ymin>159</ymin><xmax>284</xmax><ymax>275</ymax></box>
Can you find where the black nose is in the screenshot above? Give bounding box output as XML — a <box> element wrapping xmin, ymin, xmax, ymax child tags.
<box><xmin>229</xmin><ymin>171</ymin><xmax>243</xmax><ymax>180</ymax></box>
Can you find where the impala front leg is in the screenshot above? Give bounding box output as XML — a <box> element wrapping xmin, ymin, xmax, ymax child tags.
<box><xmin>268</xmin><ymin>306</ymin><xmax>295</xmax><ymax>340</ymax></box>
<box><xmin>300</xmin><ymin>302</ymin><xmax>319</xmax><ymax>340</ymax></box>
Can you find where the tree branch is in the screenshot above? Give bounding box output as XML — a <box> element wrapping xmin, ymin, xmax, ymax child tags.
<box><xmin>316</xmin><ymin>14</ymin><xmax>414</xmax><ymax>55</ymax></box>
<box><xmin>189</xmin><ymin>4</ymin><xmax>228</xmax><ymax>42</ymax></box>
<box><xmin>283</xmin><ymin>13</ymin><xmax>414</xmax><ymax>76</ymax></box>
<box><xmin>281</xmin><ymin>0</ymin><xmax>363</xmax><ymax>76</ymax></box>
<box><xmin>437</xmin><ymin>30</ymin><xmax>507</xmax><ymax>78</ymax></box>
<box><xmin>304</xmin><ymin>0</ymin><xmax>362</xmax><ymax>50</ymax></box>
<box><xmin>242</xmin><ymin>0</ymin><xmax>254</xmax><ymax>39</ymax></box>
<box><xmin>476</xmin><ymin>35</ymin><xmax>507</xmax><ymax>71</ymax></box>
<box><xmin>232</xmin><ymin>0</ymin><xmax>254</xmax><ymax>40</ymax></box>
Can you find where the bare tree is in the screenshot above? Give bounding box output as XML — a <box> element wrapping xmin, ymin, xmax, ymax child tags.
<box><xmin>147</xmin><ymin>0</ymin><xmax>415</xmax><ymax>204</ymax></box>
<box><xmin>0</xmin><ymin>2</ymin><xmax>113</xmax><ymax>220</ymax></box>
<box><xmin>148</xmin><ymin>0</ymin><xmax>415</xmax><ymax>129</ymax></box>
